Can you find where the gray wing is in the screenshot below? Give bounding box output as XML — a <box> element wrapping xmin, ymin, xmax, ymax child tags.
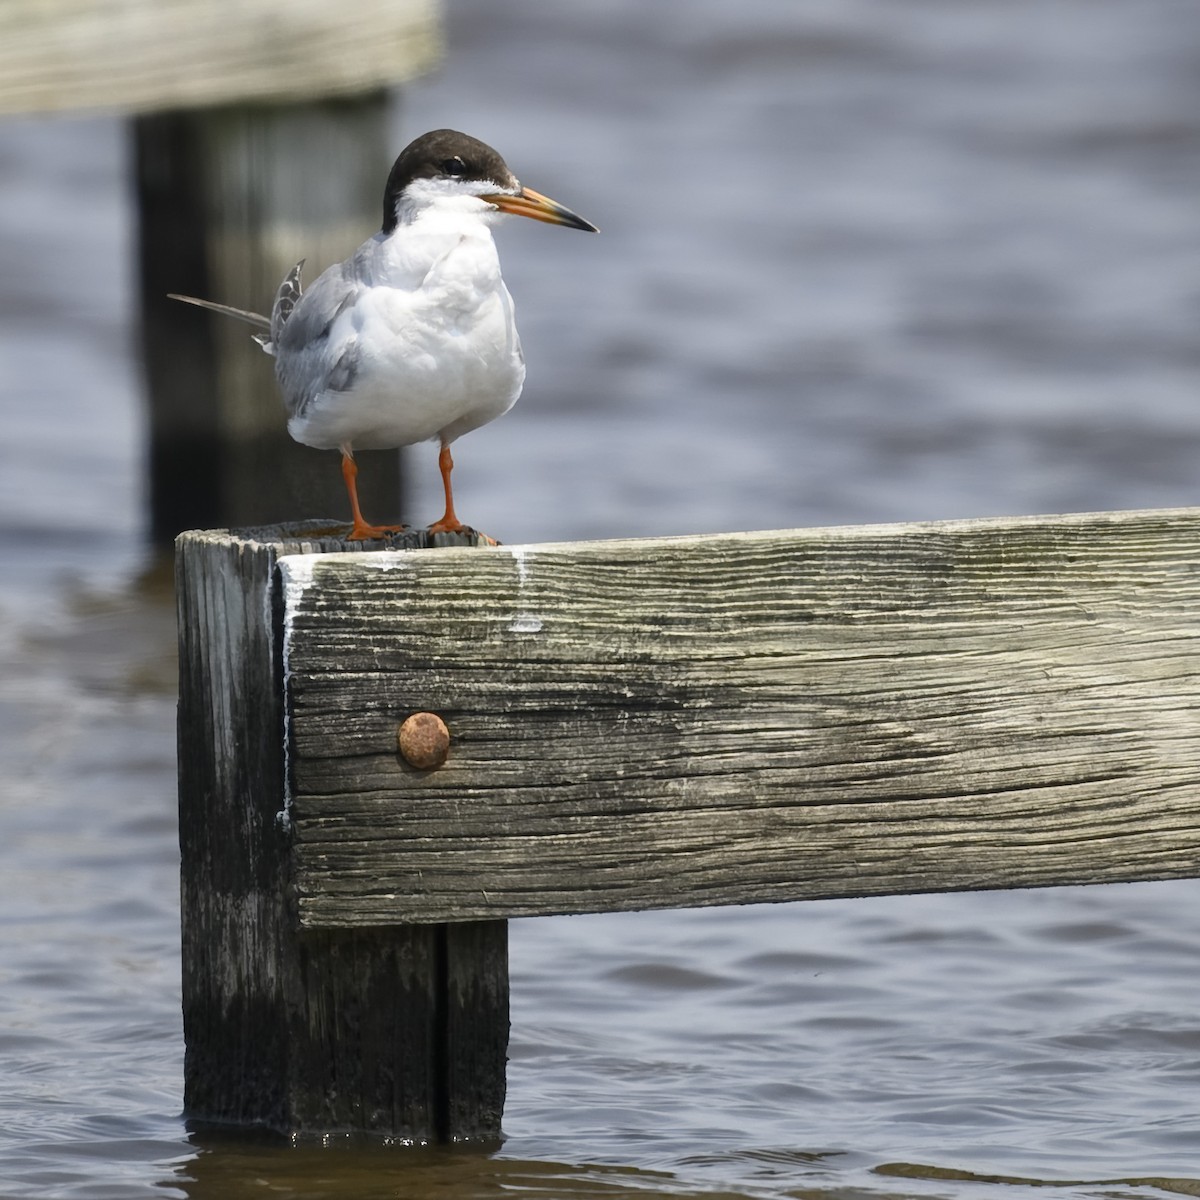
<box><xmin>169</xmin><ymin>257</ymin><xmax>361</xmax><ymax>413</ymax></box>
<box><xmin>273</xmin><ymin>255</ymin><xmax>368</xmax><ymax>419</ymax></box>
<box><xmin>266</xmin><ymin>259</ymin><xmax>305</xmax><ymax>347</ymax></box>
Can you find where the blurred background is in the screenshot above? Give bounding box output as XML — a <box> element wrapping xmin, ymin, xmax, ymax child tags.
<box><xmin>3</xmin><ymin>2</ymin><xmax>1200</xmax><ymax>1197</ymax></box>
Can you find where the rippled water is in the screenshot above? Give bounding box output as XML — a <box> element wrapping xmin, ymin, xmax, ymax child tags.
<box><xmin>4</xmin><ymin>2</ymin><xmax>1200</xmax><ymax>1197</ymax></box>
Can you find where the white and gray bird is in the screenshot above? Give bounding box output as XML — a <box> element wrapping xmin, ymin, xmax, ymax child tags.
<box><xmin>170</xmin><ymin>128</ymin><xmax>597</xmax><ymax>539</ymax></box>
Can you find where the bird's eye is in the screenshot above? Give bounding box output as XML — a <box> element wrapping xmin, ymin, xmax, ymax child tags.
<box><xmin>441</xmin><ymin>156</ymin><xmax>467</xmax><ymax>177</ymax></box>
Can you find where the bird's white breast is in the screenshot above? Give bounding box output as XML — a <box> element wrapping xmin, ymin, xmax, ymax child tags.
<box><xmin>283</xmin><ymin>210</ymin><xmax>526</xmax><ymax>452</ymax></box>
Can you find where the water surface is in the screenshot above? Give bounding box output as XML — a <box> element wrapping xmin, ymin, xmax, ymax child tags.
<box><xmin>3</xmin><ymin>2</ymin><xmax>1200</xmax><ymax>1197</ymax></box>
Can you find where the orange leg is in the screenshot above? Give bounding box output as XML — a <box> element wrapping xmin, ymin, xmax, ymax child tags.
<box><xmin>340</xmin><ymin>448</ymin><xmax>404</xmax><ymax>541</ymax></box>
<box><xmin>428</xmin><ymin>442</ymin><xmax>466</xmax><ymax>534</ymax></box>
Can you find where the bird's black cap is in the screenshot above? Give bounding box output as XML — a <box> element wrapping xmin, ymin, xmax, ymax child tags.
<box><xmin>381</xmin><ymin>128</ymin><xmax>597</xmax><ymax>234</ymax></box>
<box><xmin>382</xmin><ymin>129</ymin><xmax>518</xmax><ymax>233</ymax></box>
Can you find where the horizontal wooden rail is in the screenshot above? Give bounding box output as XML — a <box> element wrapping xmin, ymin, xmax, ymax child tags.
<box><xmin>273</xmin><ymin>507</ymin><xmax>1200</xmax><ymax>926</ymax></box>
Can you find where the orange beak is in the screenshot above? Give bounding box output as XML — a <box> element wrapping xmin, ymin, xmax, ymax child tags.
<box><xmin>482</xmin><ymin>186</ymin><xmax>598</xmax><ymax>232</ymax></box>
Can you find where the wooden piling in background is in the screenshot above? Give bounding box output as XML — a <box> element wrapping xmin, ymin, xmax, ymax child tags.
<box><xmin>0</xmin><ymin>0</ymin><xmax>441</xmax><ymax>545</ymax></box>
<box><xmin>135</xmin><ymin>99</ymin><xmax>404</xmax><ymax>545</ymax></box>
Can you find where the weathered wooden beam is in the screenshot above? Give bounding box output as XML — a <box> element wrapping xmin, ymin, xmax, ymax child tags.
<box><xmin>0</xmin><ymin>0</ymin><xmax>439</xmax><ymax>115</ymax></box>
<box><xmin>176</xmin><ymin>523</ymin><xmax>505</xmax><ymax>1141</ymax></box>
<box><xmin>274</xmin><ymin>507</ymin><xmax>1200</xmax><ymax>925</ymax></box>
<box><xmin>137</xmin><ymin>99</ymin><xmax>404</xmax><ymax>545</ymax></box>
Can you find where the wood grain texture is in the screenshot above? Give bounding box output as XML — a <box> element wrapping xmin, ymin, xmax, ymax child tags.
<box><xmin>278</xmin><ymin>508</ymin><xmax>1200</xmax><ymax>926</ymax></box>
<box><xmin>0</xmin><ymin>0</ymin><xmax>438</xmax><ymax>115</ymax></box>
<box><xmin>177</xmin><ymin>524</ymin><xmax>505</xmax><ymax>1140</ymax></box>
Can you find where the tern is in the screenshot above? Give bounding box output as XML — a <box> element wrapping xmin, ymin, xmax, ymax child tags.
<box><xmin>170</xmin><ymin>128</ymin><xmax>597</xmax><ymax>540</ymax></box>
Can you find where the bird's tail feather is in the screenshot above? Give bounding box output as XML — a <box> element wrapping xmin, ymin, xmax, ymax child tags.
<box><xmin>169</xmin><ymin>261</ymin><xmax>303</xmax><ymax>354</ymax></box>
<box><xmin>167</xmin><ymin>293</ymin><xmax>271</xmax><ymax>331</ymax></box>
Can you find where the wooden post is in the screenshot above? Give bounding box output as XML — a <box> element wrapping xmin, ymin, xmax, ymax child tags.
<box><xmin>135</xmin><ymin>98</ymin><xmax>404</xmax><ymax>546</ymax></box>
<box><xmin>176</xmin><ymin>524</ymin><xmax>507</xmax><ymax>1142</ymax></box>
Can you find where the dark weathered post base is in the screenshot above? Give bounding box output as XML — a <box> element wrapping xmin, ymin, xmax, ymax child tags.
<box><xmin>176</xmin><ymin>523</ymin><xmax>508</xmax><ymax>1142</ymax></box>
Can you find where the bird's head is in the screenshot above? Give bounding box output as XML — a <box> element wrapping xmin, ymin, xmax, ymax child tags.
<box><xmin>382</xmin><ymin>129</ymin><xmax>598</xmax><ymax>235</ymax></box>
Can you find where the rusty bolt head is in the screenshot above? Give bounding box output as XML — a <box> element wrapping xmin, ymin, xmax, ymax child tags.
<box><xmin>397</xmin><ymin>712</ymin><xmax>450</xmax><ymax>769</ymax></box>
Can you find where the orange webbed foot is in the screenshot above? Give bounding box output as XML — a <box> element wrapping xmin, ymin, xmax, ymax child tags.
<box><xmin>346</xmin><ymin>521</ymin><xmax>407</xmax><ymax>542</ymax></box>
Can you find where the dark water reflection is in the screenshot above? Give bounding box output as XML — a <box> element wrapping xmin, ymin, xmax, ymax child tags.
<box><xmin>167</xmin><ymin>1137</ymin><xmax>1200</xmax><ymax>1200</ymax></box>
<box><xmin>171</xmin><ymin>1139</ymin><xmax>766</xmax><ymax>1200</ymax></box>
<box><xmin>4</xmin><ymin>0</ymin><xmax>1200</xmax><ymax>1197</ymax></box>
